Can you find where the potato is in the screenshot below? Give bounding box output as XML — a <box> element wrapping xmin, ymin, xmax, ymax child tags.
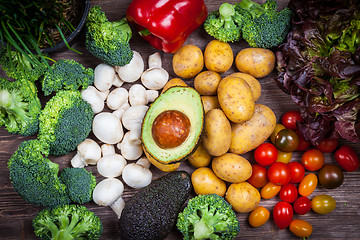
<box><xmin>187</xmin><ymin>141</ymin><xmax>212</xmax><ymax>168</ymax></box>
<box><xmin>161</xmin><ymin>78</ymin><xmax>187</xmax><ymax>93</ymax></box>
<box><xmin>191</xmin><ymin>167</ymin><xmax>227</xmax><ymax>196</ymax></box>
<box><xmin>202</xmin><ymin>109</ymin><xmax>232</xmax><ymax>156</ymax></box>
<box><xmin>225</xmin><ymin>182</ymin><xmax>261</xmax><ymax>213</ymax></box>
<box><xmin>230</xmin><ymin>103</ymin><xmax>276</xmax><ymax>154</ymax></box>
<box><xmin>204</xmin><ymin>40</ymin><xmax>233</xmax><ymax>73</ymax></box>
<box><xmin>227</xmin><ymin>72</ymin><xmax>261</xmax><ymax>101</ymax></box>
<box><xmin>201</xmin><ymin>96</ymin><xmax>220</xmax><ymax>114</ymax></box>
<box><xmin>194</xmin><ymin>71</ymin><xmax>221</xmax><ymax>95</ymax></box>
<box><xmin>172</xmin><ymin>44</ymin><xmax>204</xmax><ymax>78</ymax></box>
<box><xmin>212</xmin><ymin>153</ymin><xmax>252</xmax><ymax>183</ymax></box>
<box><xmin>235</xmin><ymin>48</ymin><xmax>275</xmax><ymax>78</ymax></box>
<box><xmin>217</xmin><ymin>76</ymin><xmax>255</xmax><ymax>123</ymax></box>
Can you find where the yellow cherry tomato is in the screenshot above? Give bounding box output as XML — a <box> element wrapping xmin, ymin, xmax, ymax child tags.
<box><xmin>289</xmin><ymin>219</ymin><xmax>313</xmax><ymax>238</ymax></box>
<box><xmin>311</xmin><ymin>194</ymin><xmax>336</xmax><ymax>214</ymax></box>
<box><xmin>249</xmin><ymin>206</ymin><xmax>270</xmax><ymax>227</ymax></box>
<box><xmin>298</xmin><ymin>173</ymin><xmax>318</xmax><ymax>197</ymax></box>
<box><xmin>260</xmin><ymin>182</ymin><xmax>281</xmax><ymax>199</ymax></box>
<box><xmin>276</xmin><ymin>150</ymin><xmax>293</xmax><ymax>163</ymax></box>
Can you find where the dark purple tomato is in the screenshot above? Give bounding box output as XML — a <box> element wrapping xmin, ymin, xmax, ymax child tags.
<box><xmin>318</xmin><ymin>164</ymin><xmax>344</xmax><ymax>189</ymax></box>
<box><xmin>275</xmin><ymin>129</ymin><xmax>299</xmax><ymax>152</ymax></box>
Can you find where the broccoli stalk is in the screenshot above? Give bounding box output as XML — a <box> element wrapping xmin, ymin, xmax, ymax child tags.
<box><xmin>85</xmin><ymin>6</ymin><xmax>133</xmax><ymax>66</ymax></box>
<box><xmin>33</xmin><ymin>204</ymin><xmax>103</xmax><ymax>240</ymax></box>
<box><xmin>177</xmin><ymin>194</ymin><xmax>240</xmax><ymax>240</ymax></box>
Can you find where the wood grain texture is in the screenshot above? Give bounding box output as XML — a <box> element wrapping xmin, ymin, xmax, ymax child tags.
<box><xmin>1</xmin><ymin>0</ymin><xmax>359</xmax><ymax>239</ymax></box>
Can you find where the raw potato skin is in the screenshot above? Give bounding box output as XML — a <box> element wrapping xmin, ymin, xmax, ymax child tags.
<box><xmin>187</xmin><ymin>141</ymin><xmax>212</xmax><ymax>168</ymax></box>
<box><xmin>172</xmin><ymin>44</ymin><xmax>204</xmax><ymax>79</ymax></box>
<box><xmin>235</xmin><ymin>48</ymin><xmax>275</xmax><ymax>78</ymax></box>
<box><xmin>225</xmin><ymin>182</ymin><xmax>261</xmax><ymax>213</ymax></box>
<box><xmin>230</xmin><ymin>103</ymin><xmax>276</xmax><ymax>155</ymax></box>
<box><xmin>204</xmin><ymin>40</ymin><xmax>234</xmax><ymax>73</ymax></box>
<box><xmin>161</xmin><ymin>78</ymin><xmax>187</xmax><ymax>93</ymax></box>
<box><xmin>201</xmin><ymin>96</ymin><xmax>220</xmax><ymax>114</ymax></box>
<box><xmin>191</xmin><ymin>167</ymin><xmax>227</xmax><ymax>197</ymax></box>
<box><xmin>194</xmin><ymin>71</ymin><xmax>222</xmax><ymax>96</ymax></box>
<box><xmin>202</xmin><ymin>109</ymin><xmax>232</xmax><ymax>156</ymax></box>
<box><xmin>217</xmin><ymin>76</ymin><xmax>255</xmax><ymax>123</ymax></box>
<box><xmin>227</xmin><ymin>72</ymin><xmax>261</xmax><ymax>101</ymax></box>
<box><xmin>212</xmin><ymin>153</ymin><xmax>252</xmax><ymax>183</ymax></box>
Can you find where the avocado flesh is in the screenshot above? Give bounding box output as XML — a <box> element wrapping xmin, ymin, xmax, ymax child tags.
<box><xmin>141</xmin><ymin>86</ymin><xmax>204</xmax><ymax>164</ymax></box>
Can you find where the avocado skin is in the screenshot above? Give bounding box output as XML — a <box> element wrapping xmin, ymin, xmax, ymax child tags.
<box><xmin>118</xmin><ymin>171</ymin><xmax>192</xmax><ymax>240</ymax></box>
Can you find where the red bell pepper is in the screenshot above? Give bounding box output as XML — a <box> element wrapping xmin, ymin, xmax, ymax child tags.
<box><xmin>126</xmin><ymin>0</ymin><xmax>208</xmax><ymax>53</ymax></box>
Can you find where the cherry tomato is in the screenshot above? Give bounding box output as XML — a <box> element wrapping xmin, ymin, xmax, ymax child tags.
<box><xmin>275</xmin><ymin>129</ymin><xmax>299</xmax><ymax>152</ymax></box>
<box><xmin>279</xmin><ymin>183</ymin><xmax>298</xmax><ymax>203</ymax></box>
<box><xmin>260</xmin><ymin>182</ymin><xmax>281</xmax><ymax>199</ymax></box>
<box><xmin>318</xmin><ymin>164</ymin><xmax>344</xmax><ymax>189</ymax></box>
<box><xmin>276</xmin><ymin>150</ymin><xmax>292</xmax><ymax>164</ymax></box>
<box><xmin>298</xmin><ymin>173</ymin><xmax>318</xmax><ymax>197</ymax></box>
<box><xmin>267</xmin><ymin>162</ymin><xmax>291</xmax><ymax>186</ymax></box>
<box><xmin>289</xmin><ymin>219</ymin><xmax>313</xmax><ymax>238</ymax></box>
<box><xmin>248</xmin><ymin>206</ymin><xmax>270</xmax><ymax>228</ymax></box>
<box><xmin>334</xmin><ymin>145</ymin><xmax>360</xmax><ymax>172</ymax></box>
<box><xmin>295</xmin><ymin>131</ymin><xmax>310</xmax><ymax>151</ymax></box>
<box><xmin>293</xmin><ymin>196</ymin><xmax>312</xmax><ymax>215</ymax></box>
<box><xmin>270</xmin><ymin>124</ymin><xmax>286</xmax><ymax>144</ymax></box>
<box><xmin>301</xmin><ymin>149</ymin><xmax>324</xmax><ymax>171</ymax></box>
<box><xmin>281</xmin><ymin>110</ymin><xmax>303</xmax><ymax>130</ymax></box>
<box><xmin>288</xmin><ymin>161</ymin><xmax>305</xmax><ymax>183</ymax></box>
<box><xmin>247</xmin><ymin>164</ymin><xmax>268</xmax><ymax>188</ymax></box>
<box><xmin>254</xmin><ymin>143</ymin><xmax>278</xmax><ymax>166</ymax></box>
<box><xmin>273</xmin><ymin>201</ymin><xmax>293</xmax><ymax>229</ymax></box>
<box><xmin>316</xmin><ymin>138</ymin><xmax>338</xmax><ymax>153</ymax></box>
<box><xmin>311</xmin><ymin>194</ymin><xmax>336</xmax><ymax>214</ymax></box>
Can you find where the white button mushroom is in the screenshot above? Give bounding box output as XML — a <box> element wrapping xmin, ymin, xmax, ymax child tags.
<box><xmin>106</xmin><ymin>87</ymin><xmax>129</xmax><ymax>110</ymax></box>
<box><xmin>115</xmin><ymin>51</ymin><xmax>144</xmax><ymax>83</ymax></box>
<box><xmin>92</xmin><ymin>178</ymin><xmax>125</xmax><ymax>219</ymax></box>
<box><xmin>128</xmin><ymin>84</ymin><xmax>159</xmax><ymax>106</ymax></box>
<box><xmin>117</xmin><ymin>132</ymin><xmax>143</xmax><ymax>161</ymax></box>
<box><xmin>81</xmin><ymin>86</ymin><xmax>109</xmax><ymax>114</ymax></box>
<box><xmin>94</xmin><ymin>63</ymin><xmax>124</xmax><ymax>91</ymax></box>
<box><xmin>101</xmin><ymin>143</ymin><xmax>116</xmax><ymax>156</ymax></box>
<box><xmin>70</xmin><ymin>138</ymin><xmax>102</xmax><ymax>168</ymax></box>
<box><xmin>92</xmin><ymin>112</ymin><xmax>124</xmax><ymax>144</ymax></box>
<box><xmin>122</xmin><ymin>163</ymin><xmax>152</xmax><ymax>189</ymax></box>
<box><xmin>97</xmin><ymin>154</ymin><xmax>127</xmax><ymax>178</ymax></box>
<box><xmin>136</xmin><ymin>157</ymin><xmax>151</xmax><ymax>169</ymax></box>
<box><xmin>141</xmin><ymin>52</ymin><xmax>169</xmax><ymax>90</ymax></box>
<box><xmin>121</xmin><ymin>105</ymin><xmax>149</xmax><ymax>145</ymax></box>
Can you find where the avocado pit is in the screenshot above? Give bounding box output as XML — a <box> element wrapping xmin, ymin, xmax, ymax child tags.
<box><xmin>152</xmin><ymin>110</ymin><xmax>191</xmax><ymax>149</ymax></box>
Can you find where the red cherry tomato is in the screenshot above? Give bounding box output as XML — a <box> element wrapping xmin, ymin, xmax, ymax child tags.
<box><xmin>301</xmin><ymin>149</ymin><xmax>325</xmax><ymax>171</ymax></box>
<box><xmin>247</xmin><ymin>164</ymin><xmax>268</xmax><ymax>188</ymax></box>
<box><xmin>254</xmin><ymin>143</ymin><xmax>278</xmax><ymax>166</ymax></box>
<box><xmin>279</xmin><ymin>183</ymin><xmax>298</xmax><ymax>203</ymax></box>
<box><xmin>293</xmin><ymin>196</ymin><xmax>312</xmax><ymax>215</ymax></box>
<box><xmin>295</xmin><ymin>131</ymin><xmax>310</xmax><ymax>152</ymax></box>
<box><xmin>267</xmin><ymin>162</ymin><xmax>291</xmax><ymax>186</ymax></box>
<box><xmin>281</xmin><ymin>110</ymin><xmax>303</xmax><ymax>130</ymax></box>
<box><xmin>288</xmin><ymin>161</ymin><xmax>305</xmax><ymax>183</ymax></box>
<box><xmin>334</xmin><ymin>145</ymin><xmax>360</xmax><ymax>172</ymax></box>
<box><xmin>316</xmin><ymin>138</ymin><xmax>338</xmax><ymax>153</ymax></box>
<box><xmin>273</xmin><ymin>201</ymin><xmax>294</xmax><ymax>229</ymax></box>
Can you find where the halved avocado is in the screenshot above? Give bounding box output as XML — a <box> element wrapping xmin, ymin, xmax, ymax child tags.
<box><xmin>141</xmin><ymin>86</ymin><xmax>204</xmax><ymax>166</ymax></box>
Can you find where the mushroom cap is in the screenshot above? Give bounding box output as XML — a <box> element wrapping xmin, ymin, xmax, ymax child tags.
<box><xmin>92</xmin><ymin>178</ymin><xmax>124</xmax><ymax>206</ymax></box>
<box><xmin>97</xmin><ymin>154</ymin><xmax>127</xmax><ymax>178</ymax></box>
<box><xmin>122</xmin><ymin>163</ymin><xmax>152</xmax><ymax>189</ymax></box>
<box><xmin>93</xmin><ymin>112</ymin><xmax>124</xmax><ymax>144</ymax></box>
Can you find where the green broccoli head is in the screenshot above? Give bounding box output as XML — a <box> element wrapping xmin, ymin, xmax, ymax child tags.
<box><xmin>85</xmin><ymin>6</ymin><xmax>133</xmax><ymax>66</ymax></box>
<box><xmin>38</xmin><ymin>90</ymin><xmax>94</xmax><ymax>156</ymax></box>
<box><xmin>41</xmin><ymin>59</ymin><xmax>94</xmax><ymax>96</ymax></box>
<box><xmin>177</xmin><ymin>194</ymin><xmax>240</xmax><ymax>240</ymax></box>
<box><xmin>7</xmin><ymin>139</ymin><xmax>71</xmax><ymax>208</ymax></box>
<box><xmin>0</xmin><ymin>77</ymin><xmax>41</xmax><ymax>136</ymax></box>
<box><xmin>59</xmin><ymin>167</ymin><xmax>96</xmax><ymax>204</ymax></box>
<box><xmin>33</xmin><ymin>204</ymin><xmax>103</xmax><ymax>240</ymax></box>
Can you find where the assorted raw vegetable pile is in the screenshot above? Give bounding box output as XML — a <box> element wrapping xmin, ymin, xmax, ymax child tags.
<box><xmin>1</xmin><ymin>0</ymin><xmax>360</xmax><ymax>240</ymax></box>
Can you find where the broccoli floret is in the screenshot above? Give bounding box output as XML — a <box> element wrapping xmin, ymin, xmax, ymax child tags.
<box><xmin>85</xmin><ymin>6</ymin><xmax>133</xmax><ymax>66</ymax></box>
<box><xmin>235</xmin><ymin>0</ymin><xmax>292</xmax><ymax>48</ymax></box>
<box><xmin>177</xmin><ymin>194</ymin><xmax>240</xmax><ymax>240</ymax></box>
<box><xmin>41</xmin><ymin>59</ymin><xmax>94</xmax><ymax>96</ymax></box>
<box><xmin>38</xmin><ymin>90</ymin><xmax>93</xmax><ymax>156</ymax></box>
<box><xmin>7</xmin><ymin>139</ymin><xmax>71</xmax><ymax>208</ymax></box>
<box><xmin>0</xmin><ymin>77</ymin><xmax>41</xmax><ymax>136</ymax></box>
<box><xmin>33</xmin><ymin>204</ymin><xmax>103</xmax><ymax>240</ymax></box>
<box><xmin>59</xmin><ymin>167</ymin><xmax>96</xmax><ymax>204</ymax></box>
<box><xmin>204</xmin><ymin>3</ymin><xmax>245</xmax><ymax>42</ymax></box>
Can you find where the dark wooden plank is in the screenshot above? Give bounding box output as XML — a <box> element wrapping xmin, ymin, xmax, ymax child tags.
<box><xmin>1</xmin><ymin>0</ymin><xmax>359</xmax><ymax>239</ymax></box>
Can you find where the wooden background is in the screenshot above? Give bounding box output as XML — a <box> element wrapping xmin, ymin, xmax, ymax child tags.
<box><xmin>1</xmin><ymin>0</ymin><xmax>359</xmax><ymax>239</ymax></box>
